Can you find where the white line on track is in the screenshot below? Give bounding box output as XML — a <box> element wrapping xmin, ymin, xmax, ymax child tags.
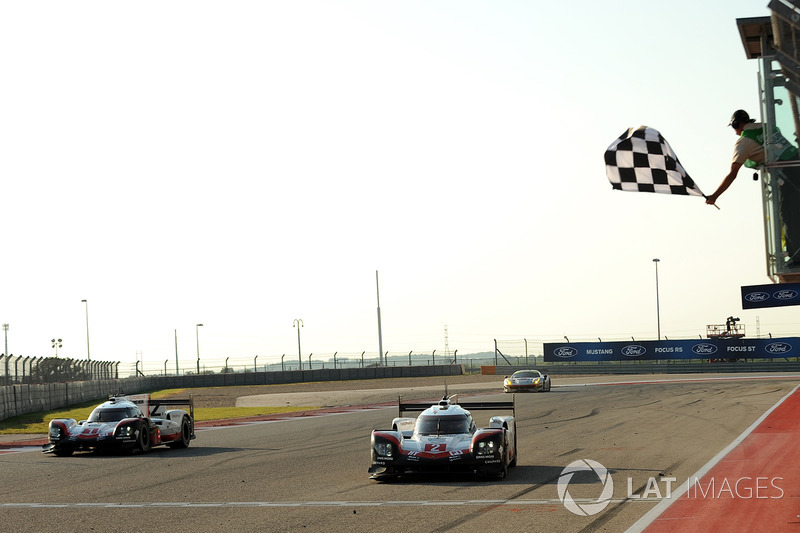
<box><xmin>559</xmin><ymin>374</ymin><xmax>800</xmax><ymax>388</ymax></box>
<box><xmin>0</xmin><ymin>446</ymin><xmax>42</xmax><ymax>455</ymax></box>
<box><xmin>0</xmin><ymin>499</ymin><xmax>661</xmax><ymax>509</ymax></box>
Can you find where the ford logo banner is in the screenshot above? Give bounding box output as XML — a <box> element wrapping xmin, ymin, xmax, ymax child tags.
<box><xmin>742</xmin><ymin>282</ymin><xmax>800</xmax><ymax>309</ymax></box>
<box><xmin>691</xmin><ymin>343</ymin><xmax>718</xmax><ymax>355</ymax></box>
<box><xmin>775</xmin><ymin>290</ymin><xmax>798</xmax><ymax>300</ymax></box>
<box><xmin>543</xmin><ymin>337</ymin><xmax>799</xmax><ymax>362</ymax></box>
<box><xmin>765</xmin><ymin>342</ymin><xmax>792</xmax><ymax>354</ymax></box>
<box><xmin>554</xmin><ymin>347</ymin><xmax>578</xmax><ymax>359</ymax></box>
<box><xmin>621</xmin><ymin>345</ymin><xmax>646</xmax><ymax>357</ymax></box>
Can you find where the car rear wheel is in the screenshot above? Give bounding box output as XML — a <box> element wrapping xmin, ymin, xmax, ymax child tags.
<box><xmin>509</xmin><ymin>430</ymin><xmax>518</xmax><ymax>468</ymax></box>
<box><xmin>137</xmin><ymin>424</ymin><xmax>151</xmax><ymax>453</ymax></box>
<box><xmin>169</xmin><ymin>417</ymin><xmax>192</xmax><ymax>449</ymax></box>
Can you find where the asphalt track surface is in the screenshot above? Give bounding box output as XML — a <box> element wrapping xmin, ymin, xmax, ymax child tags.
<box><xmin>1</xmin><ymin>373</ymin><xmax>798</xmax><ymax>533</ymax></box>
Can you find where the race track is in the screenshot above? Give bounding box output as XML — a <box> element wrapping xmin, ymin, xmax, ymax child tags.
<box><xmin>1</xmin><ymin>374</ymin><xmax>798</xmax><ymax>532</ymax></box>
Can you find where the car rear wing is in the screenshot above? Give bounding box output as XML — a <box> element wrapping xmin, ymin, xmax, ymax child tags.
<box><xmin>148</xmin><ymin>396</ymin><xmax>195</xmax><ymax>421</ymax></box>
<box><xmin>113</xmin><ymin>393</ymin><xmax>195</xmax><ymax>421</ymax></box>
<box><xmin>398</xmin><ymin>395</ymin><xmax>515</xmax><ymax>418</ymax></box>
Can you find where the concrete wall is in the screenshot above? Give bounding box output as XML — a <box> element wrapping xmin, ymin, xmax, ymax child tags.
<box><xmin>0</xmin><ymin>364</ymin><xmax>465</xmax><ymax>422</ymax></box>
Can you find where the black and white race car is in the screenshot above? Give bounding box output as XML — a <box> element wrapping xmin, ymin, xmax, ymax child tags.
<box><xmin>369</xmin><ymin>395</ymin><xmax>517</xmax><ymax>480</ymax></box>
<box><xmin>43</xmin><ymin>394</ymin><xmax>195</xmax><ymax>456</ymax></box>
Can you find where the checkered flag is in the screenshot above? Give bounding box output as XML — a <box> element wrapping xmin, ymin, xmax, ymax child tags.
<box><xmin>605</xmin><ymin>126</ymin><xmax>704</xmax><ymax>197</ymax></box>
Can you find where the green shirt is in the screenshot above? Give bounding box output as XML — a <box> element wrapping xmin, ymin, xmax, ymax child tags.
<box><xmin>739</xmin><ymin>126</ymin><xmax>798</xmax><ymax>168</ymax></box>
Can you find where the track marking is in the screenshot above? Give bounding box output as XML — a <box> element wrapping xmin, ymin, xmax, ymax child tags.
<box><xmin>0</xmin><ymin>446</ymin><xmax>42</xmax><ymax>455</ymax></box>
<box><xmin>559</xmin><ymin>374</ymin><xmax>800</xmax><ymax>388</ymax></box>
<box><xmin>0</xmin><ymin>498</ymin><xmax>661</xmax><ymax>509</ymax></box>
<box><xmin>626</xmin><ymin>383</ymin><xmax>800</xmax><ymax>533</ymax></box>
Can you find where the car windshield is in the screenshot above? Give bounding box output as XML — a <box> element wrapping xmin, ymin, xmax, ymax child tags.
<box><xmin>87</xmin><ymin>408</ymin><xmax>134</xmax><ymax>422</ymax></box>
<box><xmin>415</xmin><ymin>415</ymin><xmax>470</xmax><ymax>435</ymax></box>
<box><xmin>514</xmin><ymin>371</ymin><xmax>540</xmax><ymax>379</ymax></box>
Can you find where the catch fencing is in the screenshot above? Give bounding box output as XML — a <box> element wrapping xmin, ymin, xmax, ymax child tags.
<box><xmin>0</xmin><ymin>364</ymin><xmax>465</xmax><ymax>422</ymax></box>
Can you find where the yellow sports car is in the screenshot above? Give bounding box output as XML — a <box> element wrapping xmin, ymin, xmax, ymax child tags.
<box><xmin>503</xmin><ymin>369</ymin><xmax>551</xmax><ymax>393</ymax></box>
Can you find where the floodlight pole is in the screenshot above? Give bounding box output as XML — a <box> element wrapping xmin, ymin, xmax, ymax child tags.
<box><xmin>174</xmin><ymin>329</ymin><xmax>179</xmax><ymax>375</ymax></box>
<box><xmin>653</xmin><ymin>258</ymin><xmax>661</xmax><ymax>340</ymax></box>
<box><xmin>196</xmin><ymin>324</ymin><xmax>203</xmax><ymax>374</ymax></box>
<box><xmin>3</xmin><ymin>324</ymin><xmax>8</xmax><ymax>386</ymax></box>
<box><xmin>293</xmin><ymin>319</ymin><xmax>303</xmax><ymax>370</ymax></box>
<box><xmin>81</xmin><ymin>299</ymin><xmax>90</xmax><ymax>360</ymax></box>
<box><xmin>376</xmin><ymin>270</ymin><xmax>384</xmax><ymax>366</ymax></box>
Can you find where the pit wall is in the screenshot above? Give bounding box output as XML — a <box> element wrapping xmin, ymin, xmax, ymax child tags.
<box><xmin>0</xmin><ymin>365</ymin><xmax>464</xmax><ymax>422</ymax></box>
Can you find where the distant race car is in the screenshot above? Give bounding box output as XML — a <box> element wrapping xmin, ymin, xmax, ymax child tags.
<box><xmin>369</xmin><ymin>395</ymin><xmax>517</xmax><ymax>481</ymax></box>
<box><xmin>43</xmin><ymin>394</ymin><xmax>195</xmax><ymax>456</ymax></box>
<box><xmin>503</xmin><ymin>369</ymin><xmax>551</xmax><ymax>393</ymax></box>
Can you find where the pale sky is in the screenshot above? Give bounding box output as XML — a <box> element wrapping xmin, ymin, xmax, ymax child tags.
<box><xmin>3</xmin><ymin>1</ymin><xmax>797</xmax><ymax>375</ymax></box>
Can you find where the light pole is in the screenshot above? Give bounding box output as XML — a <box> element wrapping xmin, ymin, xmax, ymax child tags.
<box><xmin>524</xmin><ymin>338</ymin><xmax>528</xmax><ymax>365</ymax></box>
<box><xmin>195</xmin><ymin>324</ymin><xmax>203</xmax><ymax>374</ymax></box>
<box><xmin>376</xmin><ymin>270</ymin><xmax>383</xmax><ymax>366</ymax></box>
<box><xmin>174</xmin><ymin>329</ymin><xmax>179</xmax><ymax>375</ymax></box>
<box><xmin>51</xmin><ymin>338</ymin><xmax>62</xmax><ymax>357</ymax></box>
<box><xmin>293</xmin><ymin>319</ymin><xmax>303</xmax><ymax>370</ymax></box>
<box><xmin>81</xmin><ymin>299</ymin><xmax>90</xmax><ymax>360</ymax></box>
<box><xmin>653</xmin><ymin>258</ymin><xmax>661</xmax><ymax>340</ymax></box>
<box><xmin>3</xmin><ymin>324</ymin><xmax>8</xmax><ymax>386</ymax></box>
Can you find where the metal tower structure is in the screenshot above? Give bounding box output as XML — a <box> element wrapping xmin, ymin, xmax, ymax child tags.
<box><xmin>737</xmin><ymin>8</ymin><xmax>800</xmax><ymax>282</ymax></box>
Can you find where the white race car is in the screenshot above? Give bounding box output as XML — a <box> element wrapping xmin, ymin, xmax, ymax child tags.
<box><xmin>43</xmin><ymin>394</ymin><xmax>195</xmax><ymax>456</ymax></box>
<box><xmin>369</xmin><ymin>395</ymin><xmax>517</xmax><ymax>480</ymax></box>
<box><xmin>503</xmin><ymin>369</ymin><xmax>551</xmax><ymax>393</ymax></box>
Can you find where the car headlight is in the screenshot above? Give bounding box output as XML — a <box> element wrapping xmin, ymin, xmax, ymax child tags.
<box><xmin>49</xmin><ymin>426</ymin><xmax>63</xmax><ymax>438</ymax></box>
<box><xmin>116</xmin><ymin>425</ymin><xmax>134</xmax><ymax>438</ymax></box>
<box><xmin>504</xmin><ymin>379</ymin><xmax>511</xmax><ymax>385</ymax></box>
<box><xmin>476</xmin><ymin>440</ymin><xmax>495</xmax><ymax>453</ymax></box>
<box><xmin>375</xmin><ymin>442</ymin><xmax>394</xmax><ymax>457</ymax></box>
<box><xmin>534</xmin><ymin>378</ymin><xmax>540</xmax><ymax>384</ymax></box>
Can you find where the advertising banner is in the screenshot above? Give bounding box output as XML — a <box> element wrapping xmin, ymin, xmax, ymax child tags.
<box><xmin>543</xmin><ymin>337</ymin><xmax>800</xmax><ymax>362</ymax></box>
<box><xmin>741</xmin><ymin>283</ymin><xmax>800</xmax><ymax>309</ymax></box>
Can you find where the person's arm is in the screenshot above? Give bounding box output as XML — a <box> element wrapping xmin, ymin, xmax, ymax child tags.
<box><xmin>706</xmin><ymin>161</ymin><xmax>743</xmax><ymax>205</ymax></box>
